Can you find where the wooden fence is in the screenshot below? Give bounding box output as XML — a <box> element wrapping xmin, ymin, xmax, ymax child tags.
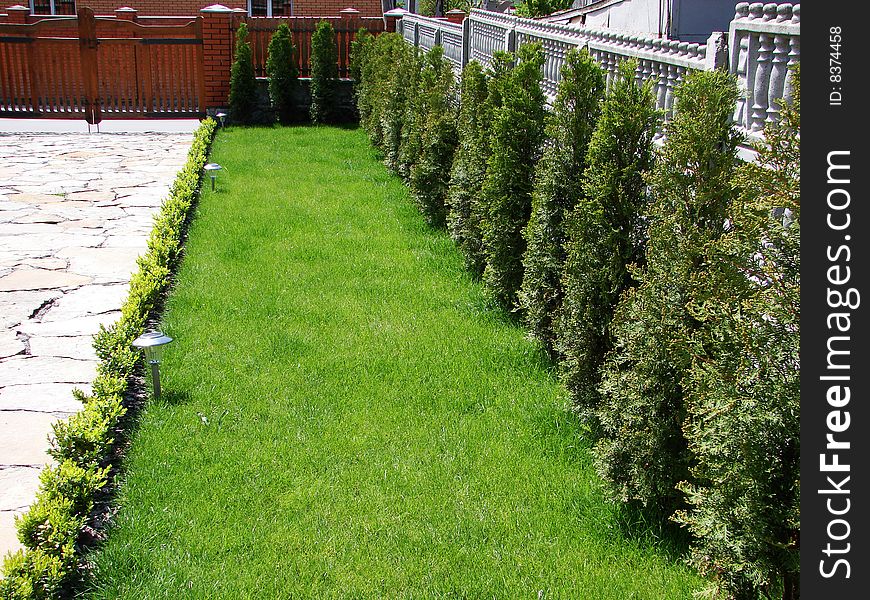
<box><xmin>248</xmin><ymin>15</ymin><xmax>384</xmax><ymax>78</ymax></box>
<box><xmin>0</xmin><ymin>8</ymin><xmax>386</xmax><ymax>121</ymax></box>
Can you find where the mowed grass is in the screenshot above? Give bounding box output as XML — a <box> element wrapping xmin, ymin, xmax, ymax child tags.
<box><xmin>85</xmin><ymin>126</ymin><xmax>703</xmax><ymax>599</ymax></box>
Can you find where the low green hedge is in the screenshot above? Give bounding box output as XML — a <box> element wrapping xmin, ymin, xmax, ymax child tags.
<box><xmin>0</xmin><ymin>118</ymin><xmax>217</xmax><ymax>599</ymax></box>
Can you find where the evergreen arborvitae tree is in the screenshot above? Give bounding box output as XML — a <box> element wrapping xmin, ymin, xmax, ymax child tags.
<box><xmin>675</xmin><ymin>67</ymin><xmax>800</xmax><ymax>600</ymax></box>
<box><xmin>358</xmin><ymin>33</ymin><xmax>407</xmax><ymax>149</ymax></box>
<box><xmin>228</xmin><ymin>23</ymin><xmax>257</xmax><ymax>124</ymax></box>
<box><xmin>447</xmin><ymin>60</ymin><xmax>491</xmax><ymax>277</ymax></box>
<box><xmin>555</xmin><ymin>59</ymin><xmax>656</xmax><ymax>421</ymax></box>
<box><xmin>349</xmin><ymin>28</ymin><xmax>373</xmax><ymax>86</ymax></box>
<box><xmin>310</xmin><ymin>20</ymin><xmax>338</xmax><ymax>124</ymax></box>
<box><xmin>381</xmin><ymin>40</ymin><xmax>422</xmax><ymax>173</ymax></box>
<box><xmin>519</xmin><ymin>48</ymin><xmax>605</xmax><ymax>355</ymax></box>
<box><xmin>266</xmin><ymin>23</ymin><xmax>299</xmax><ymax>124</ymax></box>
<box><xmin>481</xmin><ymin>43</ymin><xmax>546</xmax><ymax>312</ymax></box>
<box><xmin>409</xmin><ymin>46</ymin><xmax>458</xmax><ymax>227</ymax></box>
<box><xmin>595</xmin><ymin>69</ymin><xmax>741</xmax><ymax>514</ymax></box>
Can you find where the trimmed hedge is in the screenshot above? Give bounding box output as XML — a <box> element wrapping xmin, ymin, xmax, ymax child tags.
<box><xmin>519</xmin><ymin>47</ymin><xmax>605</xmax><ymax>356</ymax></box>
<box><xmin>266</xmin><ymin>23</ymin><xmax>299</xmax><ymax>125</ymax></box>
<box><xmin>408</xmin><ymin>45</ymin><xmax>458</xmax><ymax>227</ymax></box>
<box><xmin>480</xmin><ymin>43</ymin><xmax>547</xmax><ymax>312</ymax></box>
<box><xmin>555</xmin><ymin>59</ymin><xmax>657</xmax><ymax>423</ymax></box>
<box><xmin>596</xmin><ymin>70</ymin><xmax>740</xmax><ymax>512</ymax></box>
<box><xmin>310</xmin><ymin>20</ymin><xmax>339</xmax><ymax>124</ymax></box>
<box><xmin>446</xmin><ymin>60</ymin><xmax>491</xmax><ymax>278</ymax></box>
<box><xmin>228</xmin><ymin>24</ymin><xmax>257</xmax><ymax>124</ymax></box>
<box><xmin>676</xmin><ymin>67</ymin><xmax>801</xmax><ymax>600</ymax></box>
<box><xmin>0</xmin><ymin>118</ymin><xmax>217</xmax><ymax>599</ymax></box>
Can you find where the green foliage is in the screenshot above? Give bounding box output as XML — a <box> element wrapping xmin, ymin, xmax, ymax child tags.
<box><xmin>480</xmin><ymin>44</ymin><xmax>546</xmax><ymax>312</ymax></box>
<box><xmin>349</xmin><ymin>28</ymin><xmax>374</xmax><ymax>87</ymax></box>
<box><xmin>675</xmin><ymin>66</ymin><xmax>801</xmax><ymax>600</ymax></box>
<box><xmin>228</xmin><ymin>23</ymin><xmax>257</xmax><ymax>124</ymax></box>
<box><xmin>555</xmin><ymin>59</ymin><xmax>657</xmax><ymax>420</ymax></box>
<box><xmin>387</xmin><ymin>47</ymin><xmax>422</xmax><ymax>175</ymax></box>
<box><xmin>519</xmin><ymin>48</ymin><xmax>605</xmax><ymax>355</ymax></box>
<box><xmin>357</xmin><ymin>33</ymin><xmax>408</xmax><ymax>149</ymax></box>
<box><xmin>408</xmin><ymin>46</ymin><xmax>458</xmax><ymax>227</ymax></box>
<box><xmin>0</xmin><ymin>119</ymin><xmax>218</xmax><ymax>598</ymax></box>
<box><xmin>514</xmin><ymin>0</ymin><xmax>573</xmax><ymax>18</ymax></box>
<box><xmin>48</xmin><ymin>396</ymin><xmax>125</xmax><ymax>468</ymax></box>
<box><xmin>596</xmin><ymin>70</ymin><xmax>741</xmax><ymax>513</ymax></box>
<box><xmin>266</xmin><ymin>23</ymin><xmax>299</xmax><ymax>124</ymax></box>
<box><xmin>310</xmin><ymin>20</ymin><xmax>339</xmax><ymax>124</ymax></box>
<box><xmin>447</xmin><ymin>60</ymin><xmax>490</xmax><ymax>277</ymax></box>
<box><xmin>0</xmin><ymin>549</ymin><xmax>66</xmax><ymax>600</ymax></box>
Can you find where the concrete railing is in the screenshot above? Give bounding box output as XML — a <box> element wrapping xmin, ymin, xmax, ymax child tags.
<box><xmin>729</xmin><ymin>2</ymin><xmax>801</xmax><ymax>134</ymax></box>
<box><xmin>398</xmin><ymin>3</ymin><xmax>800</xmax><ymax>138</ymax></box>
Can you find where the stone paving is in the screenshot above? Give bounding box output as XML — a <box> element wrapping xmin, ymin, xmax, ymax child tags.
<box><xmin>0</xmin><ymin>129</ymin><xmax>196</xmax><ymax>557</ymax></box>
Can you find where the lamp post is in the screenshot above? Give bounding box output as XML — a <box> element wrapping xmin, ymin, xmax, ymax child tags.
<box><xmin>132</xmin><ymin>331</ymin><xmax>173</xmax><ymax>400</ymax></box>
<box><xmin>204</xmin><ymin>163</ymin><xmax>222</xmax><ymax>191</ymax></box>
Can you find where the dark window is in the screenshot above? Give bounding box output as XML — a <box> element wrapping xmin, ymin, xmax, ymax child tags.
<box><xmin>250</xmin><ymin>0</ymin><xmax>292</xmax><ymax>17</ymax></box>
<box><xmin>30</xmin><ymin>0</ymin><xmax>75</xmax><ymax>15</ymax></box>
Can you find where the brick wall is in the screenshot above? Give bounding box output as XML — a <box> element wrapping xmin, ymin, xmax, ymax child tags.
<box><xmin>66</xmin><ymin>1</ymin><xmax>384</xmax><ymax>17</ymax></box>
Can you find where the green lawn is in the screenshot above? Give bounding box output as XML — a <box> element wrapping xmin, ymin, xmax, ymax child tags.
<box><xmin>84</xmin><ymin>126</ymin><xmax>703</xmax><ymax>598</ymax></box>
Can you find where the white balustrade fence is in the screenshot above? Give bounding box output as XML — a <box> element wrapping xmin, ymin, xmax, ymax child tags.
<box><xmin>397</xmin><ymin>3</ymin><xmax>800</xmax><ymax>138</ymax></box>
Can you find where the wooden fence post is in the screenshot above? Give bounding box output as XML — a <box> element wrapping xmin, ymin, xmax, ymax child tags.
<box><xmin>78</xmin><ymin>6</ymin><xmax>101</xmax><ymax>124</ymax></box>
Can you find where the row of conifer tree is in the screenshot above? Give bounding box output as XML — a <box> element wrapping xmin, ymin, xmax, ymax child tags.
<box><xmin>352</xmin><ymin>31</ymin><xmax>800</xmax><ymax>600</ymax></box>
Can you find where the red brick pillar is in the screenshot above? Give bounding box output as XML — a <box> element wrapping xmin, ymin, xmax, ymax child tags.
<box><xmin>200</xmin><ymin>4</ymin><xmax>237</xmax><ymax>111</ymax></box>
<box><xmin>114</xmin><ymin>7</ymin><xmax>138</xmax><ymax>22</ymax></box>
<box><xmin>383</xmin><ymin>7</ymin><xmax>407</xmax><ymax>34</ymax></box>
<box><xmin>4</xmin><ymin>5</ymin><xmax>29</xmax><ymax>24</ymax></box>
<box><xmin>446</xmin><ymin>9</ymin><xmax>466</xmax><ymax>25</ymax></box>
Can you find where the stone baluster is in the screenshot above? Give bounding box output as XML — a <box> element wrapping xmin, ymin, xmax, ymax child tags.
<box><xmin>768</xmin><ymin>31</ymin><xmax>789</xmax><ymax>123</ymax></box>
<box><xmin>750</xmin><ymin>30</ymin><xmax>773</xmax><ymax>131</ymax></box>
<box><xmin>663</xmin><ymin>42</ymin><xmax>679</xmax><ymax>120</ymax></box>
<box><xmin>783</xmin><ymin>4</ymin><xmax>800</xmax><ymax>104</ymax></box>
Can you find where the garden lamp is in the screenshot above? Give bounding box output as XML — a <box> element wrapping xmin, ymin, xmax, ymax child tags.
<box><xmin>204</xmin><ymin>163</ymin><xmax>222</xmax><ymax>191</ymax></box>
<box><xmin>132</xmin><ymin>330</ymin><xmax>173</xmax><ymax>400</ymax></box>
<box><xmin>216</xmin><ymin>111</ymin><xmax>227</xmax><ymax>127</ymax></box>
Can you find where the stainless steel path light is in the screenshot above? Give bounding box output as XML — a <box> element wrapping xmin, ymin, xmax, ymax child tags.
<box><xmin>204</xmin><ymin>163</ymin><xmax>222</xmax><ymax>191</ymax></box>
<box><xmin>133</xmin><ymin>331</ymin><xmax>173</xmax><ymax>400</ymax></box>
<box><xmin>216</xmin><ymin>111</ymin><xmax>227</xmax><ymax>127</ymax></box>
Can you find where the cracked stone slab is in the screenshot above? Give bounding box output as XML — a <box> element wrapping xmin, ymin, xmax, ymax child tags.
<box><xmin>57</xmin><ymin>247</ymin><xmax>142</xmax><ymax>283</ymax></box>
<box><xmin>0</xmin><ymin>383</ymin><xmax>89</xmax><ymax>413</ymax></box>
<box><xmin>0</xmin><ymin>331</ymin><xmax>25</xmax><ymax>359</ymax></box>
<box><xmin>40</xmin><ymin>284</ymin><xmax>128</xmax><ymax>323</ymax></box>
<box><xmin>0</xmin><ymin>411</ymin><xmax>57</xmax><ymax>466</ymax></box>
<box><xmin>17</xmin><ymin>312</ymin><xmax>120</xmax><ymax>337</ymax></box>
<box><xmin>0</xmin><ymin>356</ymin><xmax>97</xmax><ymax>386</ymax></box>
<box><xmin>0</xmin><ymin>268</ymin><xmax>93</xmax><ymax>292</ymax></box>
<box><xmin>27</xmin><ymin>336</ymin><xmax>96</xmax><ymax>361</ymax></box>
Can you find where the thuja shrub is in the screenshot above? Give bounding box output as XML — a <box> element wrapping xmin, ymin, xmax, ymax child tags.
<box><xmin>349</xmin><ymin>28</ymin><xmax>374</xmax><ymax>90</ymax></box>
<box><xmin>383</xmin><ymin>44</ymin><xmax>421</xmax><ymax>174</ymax></box>
<box><xmin>675</xmin><ymin>67</ymin><xmax>801</xmax><ymax>600</ymax></box>
<box><xmin>555</xmin><ymin>59</ymin><xmax>656</xmax><ymax>421</ymax></box>
<box><xmin>481</xmin><ymin>43</ymin><xmax>546</xmax><ymax>312</ymax></box>
<box><xmin>446</xmin><ymin>60</ymin><xmax>491</xmax><ymax>277</ymax></box>
<box><xmin>266</xmin><ymin>23</ymin><xmax>299</xmax><ymax>125</ymax></box>
<box><xmin>310</xmin><ymin>20</ymin><xmax>339</xmax><ymax>124</ymax></box>
<box><xmin>519</xmin><ymin>47</ymin><xmax>605</xmax><ymax>355</ymax></box>
<box><xmin>357</xmin><ymin>33</ymin><xmax>407</xmax><ymax>149</ymax></box>
<box><xmin>396</xmin><ymin>47</ymin><xmax>425</xmax><ymax>181</ymax></box>
<box><xmin>595</xmin><ymin>70</ymin><xmax>740</xmax><ymax>513</ymax></box>
<box><xmin>408</xmin><ymin>45</ymin><xmax>458</xmax><ymax>227</ymax></box>
<box><xmin>0</xmin><ymin>119</ymin><xmax>217</xmax><ymax>599</ymax></box>
<box><xmin>228</xmin><ymin>23</ymin><xmax>257</xmax><ymax>124</ymax></box>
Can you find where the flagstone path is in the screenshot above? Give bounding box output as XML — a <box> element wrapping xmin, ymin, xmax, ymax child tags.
<box><xmin>0</xmin><ymin>129</ymin><xmax>195</xmax><ymax>557</ymax></box>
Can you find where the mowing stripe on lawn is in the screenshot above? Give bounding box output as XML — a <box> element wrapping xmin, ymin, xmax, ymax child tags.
<box><xmin>84</xmin><ymin>126</ymin><xmax>702</xmax><ymax>599</ymax></box>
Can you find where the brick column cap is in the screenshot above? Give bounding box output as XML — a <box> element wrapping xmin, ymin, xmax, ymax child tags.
<box><xmin>200</xmin><ymin>4</ymin><xmax>234</xmax><ymax>13</ymax></box>
<box><xmin>383</xmin><ymin>8</ymin><xmax>409</xmax><ymax>17</ymax></box>
<box><xmin>340</xmin><ymin>8</ymin><xmax>361</xmax><ymax>16</ymax></box>
<box><xmin>6</xmin><ymin>4</ymin><xmax>29</xmax><ymax>11</ymax></box>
